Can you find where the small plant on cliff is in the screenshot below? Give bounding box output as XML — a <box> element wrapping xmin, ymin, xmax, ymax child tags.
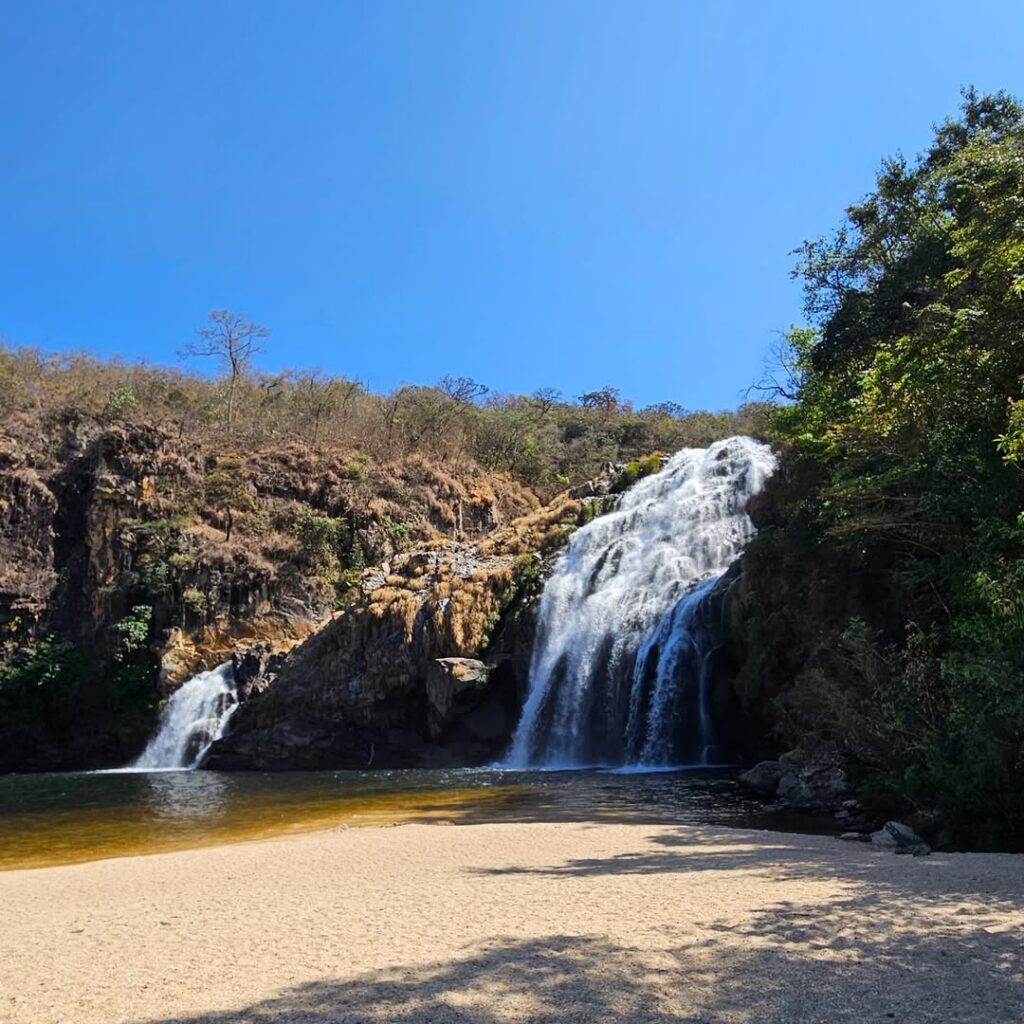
<box><xmin>387</xmin><ymin>518</ymin><xmax>411</xmax><ymax>549</ymax></box>
<box><xmin>347</xmin><ymin>534</ymin><xmax>366</xmax><ymax>572</ymax></box>
<box><xmin>0</xmin><ymin>636</ymin><xmax>75</xmax><ymax>693</ymax></box>
<box><xmin>181</xmin><ymin>587</ymin><xmax>208</xmax><ymax>616</ymax></box>
<box><xmin>610</xmin><ymin>453</ymin><xmax>666</xmax><ymax>494</ymax></box>
<box><xmin>111</xmin><ymin>606</ymin><xmax>153</xmax><ymax>663</ymax></box>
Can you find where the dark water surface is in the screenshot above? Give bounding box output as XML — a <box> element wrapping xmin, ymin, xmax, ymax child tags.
<box><xmin>0</xmin><ymin>767</ymin><xmax>836</xmax><ymax>870</ymax></box>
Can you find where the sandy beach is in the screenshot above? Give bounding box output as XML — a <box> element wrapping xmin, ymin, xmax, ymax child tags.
<box><xmin>1</xmin><ymin>821</ymin><xmax>1021</xmax><ymax>1024</ymax></box>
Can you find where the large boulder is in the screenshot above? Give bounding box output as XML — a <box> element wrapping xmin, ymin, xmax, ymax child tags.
<box><xmin>738</xmin><ymin>760</ymin><xmax>788</xmax><ymax>796</ymax></box>
<box><xmin>776</xmin><ymin>762</ymin><xmax>851</xmax><ymax>810</ymax></box>
<box><xmin>871</xmin><ymin>821</ymin><xmax>931</xmax><ymax>856</ymax></box>
<box><xmin>739</xmin><ymin>750</ymin><xmax>853</xmax><ymax>811</ymax></box>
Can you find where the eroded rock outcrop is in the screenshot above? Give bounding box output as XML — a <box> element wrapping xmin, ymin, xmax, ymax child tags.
<box><xmin>205</xmin><ymin>497</ymin><xmax>580</xmax><ymax>770</ymax></box>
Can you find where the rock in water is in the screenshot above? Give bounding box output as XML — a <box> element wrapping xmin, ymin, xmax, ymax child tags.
<box><xmin>739</xmin><ymin>754</ymin><xmax>852</xmax><ymax>811</ymax></box>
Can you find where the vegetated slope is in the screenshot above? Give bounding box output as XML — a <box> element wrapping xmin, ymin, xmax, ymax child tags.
<box><xmin>723</xmin><ymin>89</ymin><xmax>1024</xmax><ymax>850</ymax></box>
<box><xmin>0</xmin><ymin>351</ymin><xmax>765</xmax><ymax>771</ymax></box>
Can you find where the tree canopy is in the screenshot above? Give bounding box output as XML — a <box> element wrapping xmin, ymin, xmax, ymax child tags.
<box><xmin>752</xmin><ymin>87</ymin><xmax>1024</xmax><ymax>849</ymax></box>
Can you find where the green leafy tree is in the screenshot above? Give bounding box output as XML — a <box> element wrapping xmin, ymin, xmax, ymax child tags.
<box><xmin>747</xmin><ymin>87</ymin><xmax>1024</xmax><ymax>847</ymax></box>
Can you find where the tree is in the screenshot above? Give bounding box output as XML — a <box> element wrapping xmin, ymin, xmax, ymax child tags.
<box><xmin>579</xmin><ymin>386</ymin><xmax>620</xmax><ymax>412</ymax></box>
<box><xmin>530</xmin><ymin>387</ymin><xmax>563</xmax><ymax>416</ymax></box>
<box><xmin>204</xmin><ymin>457</ymin><xmax>256</xmax><ymax>543</ymax></box>
<box><xmin>438</xmin><ymin>375</ymin><xmax>488</xmax><ymax>405</ymax></box>
<box><xmin>747</xmin><ymin>328</ymin><xmax>818</xmax><ymax>403</ymax></box>
<box><xmin>291</xmin><ymin>370</ymin><xmax>361</xmax><ymax>444</ymax></box>
<box><xmin>182</xmin><ymin>310</ymin><xmax>269</xmax><ymax>431</ymax></box>
<box><xmin>738</xmin><ymin>88</ymin><xmax>1024</xmax><ymax>847</ymax></box>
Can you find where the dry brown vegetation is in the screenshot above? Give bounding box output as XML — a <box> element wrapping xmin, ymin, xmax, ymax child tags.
<box><xmin>0</xmin><ymin>340</ymin><xmax>770</xmax><ymax>492</ymax></box>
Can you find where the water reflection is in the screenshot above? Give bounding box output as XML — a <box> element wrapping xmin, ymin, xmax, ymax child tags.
<box><xmin>0</xmin><ymin>767</ymin><xmax>837</xmax><ymax>871</ymax></box>
<box><xmin>144</xmin><ymin>770</ymin><xmax>231</xmax><ymax>820</ymax></box>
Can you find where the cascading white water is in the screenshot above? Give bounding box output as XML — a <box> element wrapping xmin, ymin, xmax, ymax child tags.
<box><xmin>505</xmin><ymin>436</ymin><xmax>775</xmax><ymax>769</ymax></box>
<box><xmin>132</xmin><ymin>662</ymin><xmax>238</xmax><ymax>770</ymax></box>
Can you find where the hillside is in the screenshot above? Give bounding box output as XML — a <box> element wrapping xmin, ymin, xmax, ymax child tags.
<box><xmin>0</xmin><ymin>351</ymin><xmax>764</xmax><ymax>770</ymax></box>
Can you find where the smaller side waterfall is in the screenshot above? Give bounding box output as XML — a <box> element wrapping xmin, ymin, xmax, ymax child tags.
<box><xmin>133</xmin><ymin>663</ymin><xmax>238</xmax><ymax>770</ymax></box>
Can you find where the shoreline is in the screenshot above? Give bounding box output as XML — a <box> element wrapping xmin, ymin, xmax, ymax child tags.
<box><xmin>2</xmin><ymin>820</ymin><xmax>1021</xmax><ymax>1023</ymax></box>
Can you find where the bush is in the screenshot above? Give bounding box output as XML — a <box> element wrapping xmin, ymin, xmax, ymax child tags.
<box><xmin>610</xmin><ymin>452</ymin><xmax>666</xmax><ymax>493</ymax></box>
<box><xmin>292</xmin><ymin>505</ymin><xmax>346</xmax><ymax>563</ymax></box>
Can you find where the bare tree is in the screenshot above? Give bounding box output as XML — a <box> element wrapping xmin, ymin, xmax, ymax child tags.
<box><xmin>438</xmin><ymin>375</ymin><xmax>489</xmax><ymax>405</ymax></box>
<box><xmin>530</xmin><ymin>386</ymin><xmax>563</xmax><ymax>416</ymax></box>
<box><xmin>182</xmin><ymin>310</ymin><xmax>269</xmax><ymax>431</ymax></box>
<box><xmin>745</xmin><ymin>328</ymin><xmax>816</xmax><ymax>403</ymax></box>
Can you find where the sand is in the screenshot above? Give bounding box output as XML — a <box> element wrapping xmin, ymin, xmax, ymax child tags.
<box><xmin>1</xmin><ymin>822</ymin><xmax>1021</xmax><ymax>1024</ymax></box>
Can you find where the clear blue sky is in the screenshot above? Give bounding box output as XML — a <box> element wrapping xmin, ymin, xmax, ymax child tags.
<box><xmin>2</xmin><ymin>2</ymin><xmax>1023</xmax><ymax>410</ymax></box>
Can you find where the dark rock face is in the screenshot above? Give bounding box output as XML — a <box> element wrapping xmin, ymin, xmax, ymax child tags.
<box><xmin>426</xmin><ymin>658</ymin><xmax>489</xmax><ymax>737</ymax></box>
<box><xmin>203</xmin><ymin>500</ymin><xmax>573</xmax><ymax>771</ymax></box>
<box><xmin>0</xmin><ymin>413</ymin><xmax>567</xmax><ymax>772</ymax></box>
<box><xmin>232</xmin><ymin>643</ymin><xmax>286</xmax><ymax>703</ymax></box>
<box><xmin>737</xmin><ymin>760</ymin><xmax>788</xmax><ymax>797</ymax></box>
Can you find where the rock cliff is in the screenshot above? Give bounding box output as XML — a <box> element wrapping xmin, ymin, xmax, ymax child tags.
<box><xmin>0</xmin><ymin>421</ymin><xmax>557</xmax><ymax>771</ymax></box>
<box><xmin>206</xmin><ymin>497</ymin><xmax>581</xmax><ymax>769</ymax></box>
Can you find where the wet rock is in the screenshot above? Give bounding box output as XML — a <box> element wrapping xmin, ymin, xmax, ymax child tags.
<box><xmin>232</xmin><ymin>643</ymin><xmax>285</xmax><ymax>702</ymax></box>
<box><xmin>740</xmin><ymin>751</ymin><xmax>853</xmax><ymax>812</ymax></box>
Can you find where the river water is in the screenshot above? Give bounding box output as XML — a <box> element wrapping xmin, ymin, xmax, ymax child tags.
<box><xmin>0</xmin><ymin>767</ymin><xmax>836</xmax><ymax>871</ymax></box>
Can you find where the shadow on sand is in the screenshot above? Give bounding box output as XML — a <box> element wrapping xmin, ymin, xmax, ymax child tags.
<box><xmin>144</xmin><ymin>827</ymin><xmax>1023</xmax><ymax>1024</ymax></box>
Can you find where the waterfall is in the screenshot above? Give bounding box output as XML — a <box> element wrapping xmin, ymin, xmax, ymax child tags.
<box><xmin>505</xmin><ymin>436</ymin><xmax>775</xmax><ymax>769</ymax></box>
<box><xmin>133</xmin><ymin>662</ymin><xmax>238</xmax><ymax>770</ymax></box>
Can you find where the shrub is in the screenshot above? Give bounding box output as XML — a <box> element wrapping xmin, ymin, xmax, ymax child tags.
<box><xmin>292</xmin><ymin>506</ymin><xmax>346</xmax><ymax>562</ymax></box>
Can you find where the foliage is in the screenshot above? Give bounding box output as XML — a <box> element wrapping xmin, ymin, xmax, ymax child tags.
<box><xmin>111</xmin><ymin>605</ymin><xmax>153</xmax><ymax>663</ymax></box>
<box><xmin>749</xmin><ymin>88</ymin><xmax>1024</xmax><ymax>848</ymax></box>
<box><xmin>292</xmin><ymin>505</ymin><xmax>346</xmax><ymax>563</ymax></box>
<box><xmin>610</xmin><ymin>453</ymin><xmax>666</xmax><ymax>493</ymax></box>
<box><xmin>105</xmin><ymin>385</ymin><xmax>139</xmax><ymax>421</ymax></box>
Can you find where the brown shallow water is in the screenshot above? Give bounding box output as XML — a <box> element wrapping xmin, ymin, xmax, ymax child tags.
<box><xmin>0</xmin><ymin>766</ymin><xmax>837</xmax><ymax>871</ymax></box>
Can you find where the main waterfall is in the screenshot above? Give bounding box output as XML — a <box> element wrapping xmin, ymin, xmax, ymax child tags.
<box><xmin>133</xmin><ymin>662</ymin><xmax>238</xmax><ymax>769</ymax></box>
<box><xmin>505</xmin><ymin>436</ymin><xmax>775</xmax><ymax>769</ymax></box>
